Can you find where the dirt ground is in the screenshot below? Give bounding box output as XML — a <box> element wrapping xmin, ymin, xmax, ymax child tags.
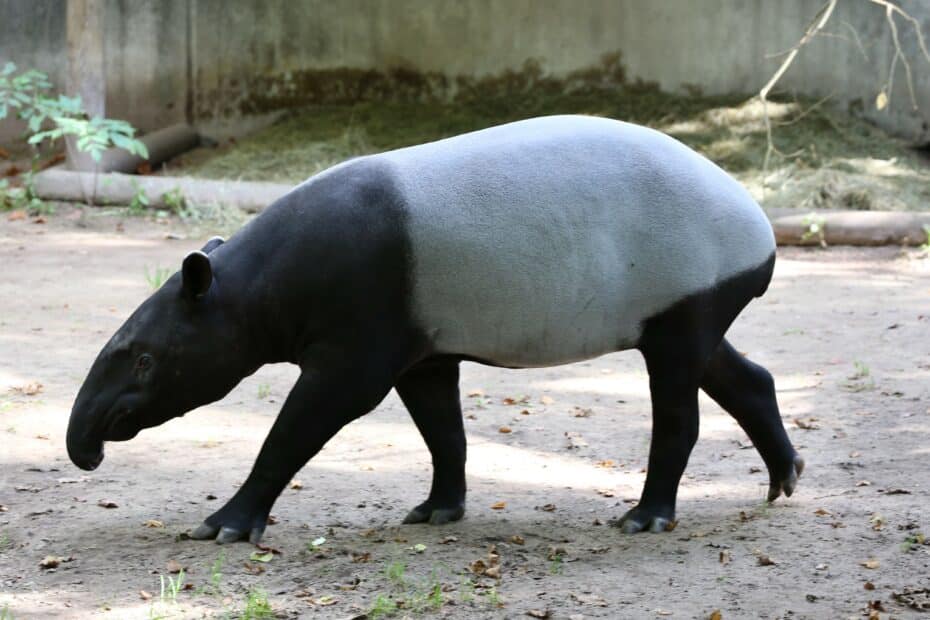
<box><xmin>0</xmin><ymin>206</ymin><xmax>928</xmax><ymax>620</ymax></box>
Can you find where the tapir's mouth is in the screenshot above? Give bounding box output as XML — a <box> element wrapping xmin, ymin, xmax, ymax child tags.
<box><xmin>70</xmin><ymin>442</ymin><xmax>105</xmax><ymax>471</ymax></box>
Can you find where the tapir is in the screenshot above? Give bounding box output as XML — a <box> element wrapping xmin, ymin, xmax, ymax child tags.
<box><xmin>67</xmin><ymin>115</ymin><xmax>803</xmax><ymax>543</ymax></box>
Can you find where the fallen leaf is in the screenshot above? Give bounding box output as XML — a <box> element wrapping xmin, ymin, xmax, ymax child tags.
<box><xmin>597</xmin><ymin>489</ymin><xmax>615</xmax><ymax>498</ymax></box>
<box><xmin>570</xmin><ymin>592</ymin><xmax>607</xmax><ymax>606</ymax></box>
<box><xmin>39</xmin><ymin>555</ymin><xmax>65</xmax><ymax>569</ymax></box>
<box><xmin>439</xmin><ymin>536</ymin><xmax>458</xmax><ymax>544</ymax></box>
<box><xmin>869</xmin><ymin>514</ymin><xmax>886</xmax><ymax>531</ymax></box>
<box><xmin>469</xmin><ymin>558</ymin><xmax>488</xmax><ymax>575</ymax></box>
<box><xmin>467</xmin><ymin>389</ymin><xmax>485</xmax><ymax>397</ymax></box>
<box><xmin>311</xmin><ymin>595</ymin><xmax>337</xmax><ymax>606</ymax></box>
<box><xmin>255</xmin><ymin>542</ymin><xmax>282</xmax><ymax>555</ymax></box>
<box><xmin>413</xmin><ymin>543</ymin><xmax>427</xmax><ymax>553</ymax></box>
<box><xmin>526</xmin><ymin>610</ymin><xmax>550</xmax><ymax>619</ymax></box>
<box><xmin>485</xmin><ymin>564</ymin><xmax>501</xmax><ymax>579</ymax></box>
<box><xmin>595</xmin><ymin>459</ymin><xmax>616</xmax><ymax>468</ymax></box>
<box><xmin>880</xmin><ymin>488</ymin><xmax>911</xmax><ymax>495</ymax></box>
<box><xmin>860</xmin><ymin>559</ymin><xmax>880</xmax><ymax>569</ymax></box>
<box><xmin>243</xmin><ymin>562</ymin><xmax>265</xmax><ymax>575</ymax></box>
<box><xmin>142</xmin><ymin>519</ymin><xmax>164</xmax><ymax>528</ymax></box>
<box><xmin>249</xmin><ymin>551</ymin><xmax>274</xmax><ymax>563</ymax></box>
<box><xmin>719</xmin><ymin>550</ymin><xmax>731</xmax><ymax>565</ymax></box>
<box><xmin>503</xmin><ymin>395</ymin><xmax>530</xmax><ymax>405</ymax></box>
<box><xmin>10</xmin><ymin>382</ymin><xmax>43</xmax><ymax>395</ymax></box>
<box><xmin>814</xmin><ymin>508</ymin><xmax>832</xmax><ymax>516</ymax></box>
<box><xmin>290</xmin><ymin>479</ymin><xmax>303</xmax><ymax>490</ymax></box>
<box><xmin>573</xmin><ymin>407</ymin><xmax>593</xmax><ymax>418</ymax></box>
<box><xmin>856</xmin><ymin>480</ymin><xmax>872</xmax><ymax>487</ymax></box>
<box><xmin>540</xmin><ymin>395</ymin><xmax>555</xmax><ymax>405</ymax></box>
<box><xmin>97</xmin><ymin>499</ymin><xmax>118</xmax><ymax>509</ymax></box>
<box><xmin>32</xmin><ymin>216</ymin><xmax>46</xmax><ymax>224</ymax></box>
<box><xmin>139</xmin><ymin>590</ymin><xmax>153</xmax><ymax>600</ymax></box>
<box><xmin>793</xmin><ymin>417</ymin><xmax>820</xmax><ymax>430</ymax></box>
<box><xmin>709</xmin><ymin>611</ymin><xmax>723</xmax><ymax>620</ymax></box>
<box><xmin>539</xmin><ymin>503</ymin><xmax>556</xmax><ymax>512</ymax></box>
<box><xmin>166</xmin><ymin>559</ymin><xmax>185</xmax><ymax>573</ymax></box>
<box><xmin>491</xmin><ymin>501</ymin><xmax>507</xmax><ymax>510</ymax></box>
<box><xmin>864</xmin><ymin>582</ymin><xmax>875</xmax><ymax>590</ymax></box>
<box><xmin>757</xmin><ymin>554</ymin><xmax>776</xmax><ymax>566</ymax></box>
<box><xmin>498</xmin><ymin>426</ymin><xmax>512</xmax><ymax>434</ymax></box>
<box><xmin>511</xmin><ymin>535</ymin><xmax>525</xmax><ymax>545</ymax></box>
<box><xmin>7</xmin><ymin>210</ymin><xmax>26</xmax><ymax>221</ymax></box>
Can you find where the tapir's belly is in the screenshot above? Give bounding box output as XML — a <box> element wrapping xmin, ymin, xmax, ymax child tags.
<box><xmin>380</xmin><ymin>116</ymin><xmax>775</xmax><ymax>367</ymax></box>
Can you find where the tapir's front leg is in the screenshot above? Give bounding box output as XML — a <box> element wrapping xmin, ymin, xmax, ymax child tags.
<box><xmin>191</xmin><ymin>355</ymin><xmax>395</xmax><ymax>544</ymax></box>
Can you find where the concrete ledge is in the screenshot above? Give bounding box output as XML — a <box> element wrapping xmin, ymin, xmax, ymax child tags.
<box><xmin>33</xmin><ymin>167</ymin><xmax>291</xmax><ymax>213</ymax></box>
<box><xmin>32</xmin><ymin>166</ymin><xmax>930</xmax><ymax>246</ymax></box>
<box><xmin>771</xmin><ymin>210</ymin><xmax>930</xmax><ymax>246</ymax></box>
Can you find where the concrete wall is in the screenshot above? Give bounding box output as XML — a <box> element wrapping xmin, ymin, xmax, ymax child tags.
<box><xmin>1</xmin><ymin>0</ymin><xmax>928</xmax><ymax>142</ymax></box>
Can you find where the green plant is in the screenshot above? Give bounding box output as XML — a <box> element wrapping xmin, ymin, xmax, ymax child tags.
<box><xmin>921</xmin><ymin>224</ymin><xmax>930</xmax><ymax>251</ymax></box>
<box><xmin>209</xmin><ymin>551</ymin><xmax>224</xmax><ymax>593</ymax></box>
<box><xmin>0</xmin><ymin>531</ymin><xmax>9</xmax><ymax>551</ymax></box>
<box><xmin>144</xmin><ymin>265</ymin><xmax>171</xmax><ymax>291</ymax></box>
<box><xmin>549</xmin><ymin>552</ymin><xmax>564</xmax><ymax>575</ymax></box>
<box><xmin>306</xmin><ymin>535</ymin><xmax>327</xmax><ymax>553</ymax></box>
<box><xmin>800</xmin><ymin>212</ymin><xmax>827</xmax><ymax>247</ymax></box>
<box><xmin>369</xmin><ymin>594</ymin><xmax>398</xmax><ymax>619</ymax></box>
<box><xmin>0</xmin><ymin>605</ymin><xmax>12</xmax><ymax>620</ymax></box>
<box><xmin>159</xmin><ymin>569</ymin><xmax>185</xmax><ymax>604</ymax></box>
<box><xmin>257</xmin><ymin>383</ymin><xmax>271</xmax><ymax>399</ymax></box>
<box><xmin>483</xmin><ymin>587</ymin><xmax>502</xmax><ymax>607</ymax></box>
<box><xmin>902</xmin><ymin>532</ymin><xmax>925</xmax><ymax>552</ymax></box>
<box><xmin>162</xmin><ymin>187</ymin><xmax>188</xmax><ymax>216</ymax></box>
<box><xmin>241</xmin><ymin>589</ymin><xmax>273</xmax><ymax>619</ymax></box>
<box><xmin>384</xmin><ymin>560</ymin><xmax>406</xmax><ymax>584</ymax></box>
<box><xmin>128</xmin><ymin>182</ymin><xmax>150</xmax><ymax>215</ymax></box>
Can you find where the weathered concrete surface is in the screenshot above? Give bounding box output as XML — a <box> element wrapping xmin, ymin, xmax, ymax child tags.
<box><xmin>772</xmin><ymin>210</ymin><xmax>930</xmax><ymax>246</ymax></box>
<box><xmin>33</xmin><ymin>167</ymin><xmax>290</xmax><ymax>213</ymax></box>
<box><xmin>2</xmin><ymin>1</ymin><xmax>928</xmax><ymax>142</ymax></box>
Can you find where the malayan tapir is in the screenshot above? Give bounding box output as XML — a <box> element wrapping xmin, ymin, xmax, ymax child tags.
<box><xmin>67</xmin><ymin>115</ymin><xmax>804</xmax><ymax>543</ymax></box>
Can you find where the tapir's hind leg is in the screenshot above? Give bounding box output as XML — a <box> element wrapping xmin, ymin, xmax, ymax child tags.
<box><xmin>701</xmin><ymin>339</ymin><xmax>804</xmax><ymax>501</ymax></box>
<box><xmin>618</xmin><ymin>253</ymin><xmax>781</xmax><ymax>534</ymax></box>
<box><xmin>395</xmin><ymin>357</ymin><xmax>467</xmax><ymax>525</ymax></box>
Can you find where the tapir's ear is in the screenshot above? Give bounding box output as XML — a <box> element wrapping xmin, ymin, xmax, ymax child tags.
<box><xmin>181</xmin><ymin>251</ymin><xmax>213</xmax><ymax>300</ymax></box>
<box><xmin>201</xmin><ymin>236</ymin><xmax>225</xmax><ymax>254</ymax></box>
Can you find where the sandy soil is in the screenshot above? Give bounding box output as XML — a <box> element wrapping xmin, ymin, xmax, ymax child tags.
<box><xmin>0</xmin><ymin>206</ymin><xmax>928</xmax><ymax>619</ymax></box>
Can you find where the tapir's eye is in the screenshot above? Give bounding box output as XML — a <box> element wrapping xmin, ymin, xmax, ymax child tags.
<box><xmin>133</xmin><ymin>354</ymin><xmax>153</xmax><ymax>378</ymax></box>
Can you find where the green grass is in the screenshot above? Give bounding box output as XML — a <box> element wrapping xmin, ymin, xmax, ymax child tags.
<box><xmin>240</xmin><ymin>589</ymin><xmax>273</xmax><ymax>619</ymax></box>
<box><xmin>144</xmin><ymin>265</ymin><xmax>171</xmax><ymax>291</ymax></box>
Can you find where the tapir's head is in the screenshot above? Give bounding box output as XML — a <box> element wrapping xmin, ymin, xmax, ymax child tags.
<box><xmin>67</xmin><ymin>238</ymin><xmax>246</xmax><ymax>470</ymax></box>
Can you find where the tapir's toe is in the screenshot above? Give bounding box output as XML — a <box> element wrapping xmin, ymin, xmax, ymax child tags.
<box><xmin>189</xmin><ymin>519</ymin><xmax>266</xmax><ymax>544</ymax></box>
<box><xmin>766</xmin><ymin>454</ymin><xmax>805</xmax><ymax>503</ymax></box>
<box><xmin>403</xmin><ymin>501</ymin><xmax>465</xmax><ymax>525</ymax></box>
<box><xmin>615</xmin><ymin>506</ymin><xmax>677</xmax><ymax>534</ymax></box>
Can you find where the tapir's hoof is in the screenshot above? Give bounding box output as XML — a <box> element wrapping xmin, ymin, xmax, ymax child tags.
<box><xmin>614</xmin><ymin>506</ymin><xmax>677</xmax><ymax>534</ymax></box>
<box><xmin>402</xmin><ymin>502</ymin><xmax>465</xmax><ymax>525</ymax></box>
<box><xmin>189</xmin><ymin>521</ymin><xmax>265</xmax><ymax>544</ymax></box>
<box><xmin>767</xmin><ymin>454</ymin><xmax>805</xmax><ymax>503</ymax></box>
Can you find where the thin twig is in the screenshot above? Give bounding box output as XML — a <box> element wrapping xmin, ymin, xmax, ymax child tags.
<box><xmin>759</xmin><ymin>0</ymin><xmax>839</xmax><ymax>181</ymax></box>
<box><xmin>870</xmin><ymin>0</ymin><xmax>930</xmax><ymax>111</ymax></box>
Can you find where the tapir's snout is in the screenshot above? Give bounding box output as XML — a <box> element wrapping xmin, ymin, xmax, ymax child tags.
<box><xmin>66</xmin><ymin>393</ymin><xmax>108</xmax><ymax>471</ymax></box>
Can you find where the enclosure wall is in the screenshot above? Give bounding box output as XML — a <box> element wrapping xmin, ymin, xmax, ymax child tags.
<box><xmin>1</xmin><ymin>0</ymin><xmax>928</xmax><ymax>142</ymax></box>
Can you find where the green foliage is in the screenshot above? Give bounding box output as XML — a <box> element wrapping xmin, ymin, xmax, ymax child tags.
<box><xmin>921</xmin><ymin>224</ymin><xmax>930</xmax><ymax>250</ymax></box>
<box><xmin>1</xmin><ymin>62</ymin><xmax>148</xmax><ymax>163</ymax></box>
<box><xmin>240</xmin><ymin>589</ymin><xmax>273</xmax><ymax>619</ymax></box>
<box><xmin>801</xmin><ymin>212</ymin><xmax>827</xmax><ymax>247</ymax></box>
<box><xmin>161</xmin><ymin>187</ymin><xmax>188</xmax><ymax>216</ymax></box>
<box><xmin>159</xmin><ymin>569</ymin><xmax>185</xmax><ymax>604</ymax></box>
<box><xmin>128</xmin><ymin>182</ymin><xmax>150</xmax><ymax>215</ymax></box>
<box><xmin>144</xmin><ymin>265</ymin><xmax>171</xmax><ymax>291</ymax></box>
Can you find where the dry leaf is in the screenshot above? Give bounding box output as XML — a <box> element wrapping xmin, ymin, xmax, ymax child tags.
<box><xmin>719</xmin><ymin>550</ymin><xmax>731</xmax><ymax>565</ymax></box>
<box><xmin>856</xmin><ymin>480</ymin><xmax>872</xmax><ymax>487</ymax></box>
<box><xmin>485</xmin><ymin>564</ymin><xmax>501</xmax><ymax>579</ymax></box>
<box><xmin>860</xmin><ymin>559</ymin><xmax>880</xmax><ymax>569</ymax></box>
<box><xmin>527</xmin><ymin>609</ymin><xmax>550</xmax><ymax>618</ymax></box>
<box><xmin>511</xmin><ymin>535</ymin><xmax>525</xmax><ymax>545</ymax></box>
<box><xmin>440</xmin><ymin>535</ymin><xmax>458</xmax><ymax>544</ymax></box>
<box><xmin>570</xmin><ymin>592</ymin><xmax>608</xmax><ymax>606</ymax></box>
<box><xmin>876</xmin><ymin>90</ymin><xmax>889</xmax><ymax>110</ymax></box>
<box><xmin>573</xmin><ymin>407</ymin><xmax>593</xmax><ymax>418</ymax></box>
<box><xmin>166</xmin><ymin>559</ymin><xmax>185</xmax><ymax>573</ymax></box>
<box><xmin>565</xmin><ymin>431</ymin><xmax>588</xmax><ymax>449</ymax></box>
<box><xmin>709</xmin><ymin>611</ymin><xmax>723</xmax><ymax>620</ymax></box>
<box><xmin>539</xmin><ymin>503</ymin><xmax>556</xmax><ymax>512</ymax></box>
<box><xmin>139</xmin><ymin>590</ymin><xmax>152</xmax><ymax>600</ymax></box>
<box><xmin>142</xmin><ymin>519</ymin><xmax>164</xmax><ymax>528</ymax></box>
<box><xmin>864</xmin><ymin>581</ymin><xmax>875</xmax><ymax>590</ymax></box>
<box><xmin>11</xmin><ymin>382</ymin><xmax>43</xmax><ymax>395</ymax></box>
<box><xmin>498</xmin><ymin>426</ymin><xmax>512</xmax><ymax>434</ymax></box>
<box><xmin>757</xmin><ymin>554</ymin><xmax>776</xmax><ymax>566</ymax></box>
<box><xmin>491</xmin><ymin>501</ymin><xmax>507</xmax><ymax>510</ymax></box>
<box><xmin>597</xmin><ymin>489</ymin><xmax>615</xmax><ymax>498</ymax></box>
<box><xmin>39</xmin><ymin>555</ymin><xmax>64</xmax><ymax>569</ymax></box>
<box><xmin>350</xmin><ymin>551</ymin><xmax>371</xmax><ymax>563</ymax></box>
<box><xmin>290</xmin><ymin>479</ymin><xmax>303</xmax><ymax>490</ymax></box>
<box><xmin>793</xmin><ymin>417</ymin><xmax>819</xmax><ymax>430</ymax></box>
<box><xmin>814</xmin><ymin>508</ymin><xmax>832</xmax><ymax>516</ymax></box>
<box><xmin>97</xmin><ymin>499</ymin><xmax>118</xmax><ymax>509</ymax></box>
<box><xmin>469</xmin><ymin>558</ymin><xmax>488</xmax><ymax>575</ymax></box>
<box><xmin>311</xmin><ymin>596</ymin><xmax>337</xmax><ymax>606</ymax></box>
<box><xmin>7</xmin><ymin>210</ymin><xmax>26</xmax><ymax>221</ymax></box>
<box><xmin>595</xmin><ymin>459</ymin><xmax>616</xmax><ymax>468</ymax></box>
<box><xmin>540</xmin><ymin>395</ymin><xmax>555</xmax><ymax>405</ymax></box>
<box><xmin>243</xmin><ymin>562</ymin><xmax>265</xmax><ymax>575</ymax></box>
